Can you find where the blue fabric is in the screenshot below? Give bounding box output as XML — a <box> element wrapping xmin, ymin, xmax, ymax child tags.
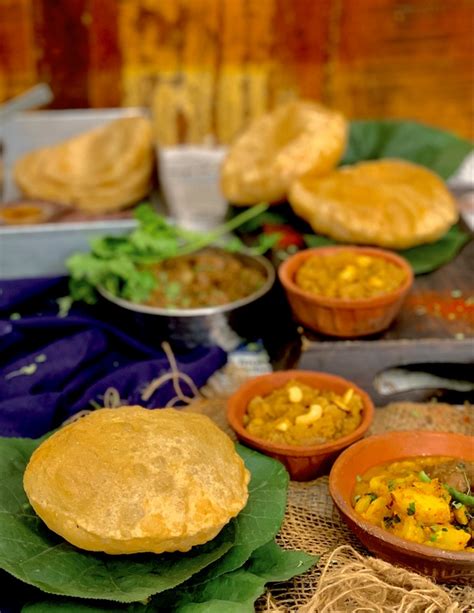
<box><xmin>0</xmin><ymin>276</ymin><xmax>227</xmax><ymax>438</ymax></box>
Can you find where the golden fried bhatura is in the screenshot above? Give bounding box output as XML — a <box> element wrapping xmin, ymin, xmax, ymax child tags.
<box><xmin>23</xmin><ymin>407</ymin><xmax>250</xmax><ymax>554</ymax></box>
<box><xmin>221</xmin><ymin>100</ymin><xmax>347</xmax><ymax>205</ymax></box>
<box><xmin>14</xmin><ymin>117</ymin><xmax>153</xmax><ymax>213</ymax></box>
<box><xmin>289</xmin><ymin>159</ymin><xmax>458</xmax><ymax>249</ymax></box>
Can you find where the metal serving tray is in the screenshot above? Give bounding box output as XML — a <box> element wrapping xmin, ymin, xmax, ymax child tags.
<box><xmin>0</xmin><ymin>108</ymin><xmax>155</xmax><ymax>279</ymax></box>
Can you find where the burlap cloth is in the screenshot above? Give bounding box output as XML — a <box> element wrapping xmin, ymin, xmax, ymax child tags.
<box><xmin>186</xmin><ymin>368</ymin><xmax>474</xmax><ymax>612</ymax></box>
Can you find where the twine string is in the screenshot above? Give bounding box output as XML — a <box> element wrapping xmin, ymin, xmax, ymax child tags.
<box><xmin>140</xmin><ymin>341</ymin><xmax>201</xmax><ymax>406</ymax></box>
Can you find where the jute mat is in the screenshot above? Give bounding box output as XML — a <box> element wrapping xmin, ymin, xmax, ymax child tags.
<box><xmin>186</xmin><ymin>370</ymin><xmax>474</xmax><ymax>613</ymax></box>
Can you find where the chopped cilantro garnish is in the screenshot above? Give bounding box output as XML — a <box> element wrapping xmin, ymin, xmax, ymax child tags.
<box><xmin>66</xmin><ymin>203</ymin><xmax>275</xmax><ymax>305</ymax></box>
<box><xmin>387</xmin><ymin>479</ymin><xmax>396</xmax><ymax>491</ymax></box>
<box><xmin>407</xmin><ymin>502</ymin><xmax>416</xmax><ymax>516</ymax></box>
<box><xmin>383</xmin><ymin>514</ymin><xmax>401</xmax><ymax>529</ymax></box>
<box><xmin>367</xmin><ymin>493</ymin><xmax>378</xmax><ymax>502</ymax></box>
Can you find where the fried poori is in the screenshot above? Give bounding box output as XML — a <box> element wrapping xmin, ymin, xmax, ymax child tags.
<box><xmin>14</xmin><ymin>117</ymin><xmax>154</xmax><ymax>213</ymax></box>
<box><xmin>23</xmin><ymin>406</ymin><xmax>250</xmax><ymax>554</ymax></box>
<box><xmin>289</xmin><ymin>159</ymin><xmax>458</xmax><ymax>249</ymax></box>
<box><xmin>221</xmin><ymin>100</ymin><xmax>347</xmax><ymax>205</ymax></box>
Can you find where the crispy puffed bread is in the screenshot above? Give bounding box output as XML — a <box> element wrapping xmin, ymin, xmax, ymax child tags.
<box><xmin>23</xmin><ymin>406</ymin><xmax>250</xmax><ymax>554</ymax></box>
<box><xmin>221</xmin><ymin>100</ymin><xmax>347</xmax><ymax>205</ymax></box>
<box><xmin>289</xmin><ymin>159</ymin><xmax>458</xmax><ymax>249</ymax></box>
<box><xmin>14</xmin><ymin>117</ymin><xmax>154</xmax><ymax>212</ymax></box>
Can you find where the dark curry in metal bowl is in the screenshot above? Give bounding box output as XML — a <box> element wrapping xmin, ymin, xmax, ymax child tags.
<box><xmin>99</xmin><ymin>249</ymin><xmax>275</xmax><ymax>350</ymax></box>
<box><xmin>142</xmin><ymin>248</ymin><xmax>267</xmax><ymax>310</ymax></box>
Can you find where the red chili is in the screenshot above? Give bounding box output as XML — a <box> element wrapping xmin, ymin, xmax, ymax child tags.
<box><xmin>263</xmin><ymin>223</ymin><xmax>305</xmax><ymax>249</ymax></box>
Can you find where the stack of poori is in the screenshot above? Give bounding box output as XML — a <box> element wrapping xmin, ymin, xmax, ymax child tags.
<box><xmin>13</xmin><ymin>116</ymin><xmax>154</xmax><ymax>213</ymax></box>
<box><xmin>221</xmin><ymin>100</ymin><xmax>458</xmax><ymax>249</ymax></box>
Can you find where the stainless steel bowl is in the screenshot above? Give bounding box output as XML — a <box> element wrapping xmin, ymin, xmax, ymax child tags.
<box><xmin>99</xmin><ymin>251</ymin><xmax>275</xmax><ymax>351</ymax></box>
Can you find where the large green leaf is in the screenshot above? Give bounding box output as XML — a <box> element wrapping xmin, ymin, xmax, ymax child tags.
<box><xmin>157</xmin><ymin>539</ymin><xmax>318</xmax><ymax>611</ymax></box>
<box><xmin>304</xmin><ymin>224</ymin><xmax>470</xmax><ymax>275</ymax></box>
<box><xmin>187</xmin><ymin>444</ymin><xmax>289</xmax><ymax>584</ymax></box>
<box><xmin>341</xmin><ymin>120</ymin><xmax>472</xmax><ymax>179</ymax></box>
<box><xmin>0</xmin><ymin>438</ymin><xmax>285</xmax><ymax>603</ymax></box>
<box><xmin>398</xmin><ymin>224</ymin><xmax>471</xmax><ymax>274</ymax></box>
<box><xmin>23</xmin><ymin>541</ymin><xmax>317</xmax><ymax>613</ymax></box>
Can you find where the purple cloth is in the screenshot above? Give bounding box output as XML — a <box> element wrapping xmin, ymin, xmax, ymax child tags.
<box><xmin>0</xmin><ymin>276</ymin><xmax>227</xmax><ymax>438</ymax></box>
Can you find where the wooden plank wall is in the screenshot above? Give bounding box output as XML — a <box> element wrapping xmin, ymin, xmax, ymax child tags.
<box><xmin>0</xmin><ymin>0</ymin><xmax>472</xmax><ymax>144</ymax></box>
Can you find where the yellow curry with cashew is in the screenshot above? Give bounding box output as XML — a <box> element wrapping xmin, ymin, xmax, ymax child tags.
<box><xmin>243</xmin><ymin>380</ymin><xmax>363</xmax><ymax>446</ymax></box>
<box><xmin>353</xmin><ymin>457</ymin><xmax>474</xmax><ymax>552</ymax></box>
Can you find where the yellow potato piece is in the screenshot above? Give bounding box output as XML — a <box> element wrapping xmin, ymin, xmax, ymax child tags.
<box><xmin>426</xmin><ymin>525</ymin><xmax>471</xmax><ymax>551</ymax></box>
<box><xmin>289</xmin><ymin>159</ymin><xmax>458</xmax><ymax>248</ymax></box>
<box><xmin>14</xmin><ymin>117</ymin><xmax>154</xmax><ymax>213</ymax></box>
<box><xmin>392</xmin><ymin>487</ymin><xmax>451</xmax><ymax>525</ymax></box>
<box><xmin>221</xmin><ymin>100</ymin><xmax>347</xmax><ymax>205</ymax></box>
<box><xmin>23</xmin><ymin>406</ymin><xmax>250</xmax><ymax>554</ymax></box>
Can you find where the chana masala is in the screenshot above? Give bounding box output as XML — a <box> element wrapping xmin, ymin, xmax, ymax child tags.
<box><xmin>243</xmin><ymin>380</ymin><xmax>364</xmax><ymax>446</ymax></box>
<box><xmin>353</xmin><ymin>457</ymin><xmax>474</xmax><ymax>552</ymax></box>
<box><xmin>143</xmin><ymin>248</ymin><xmax>267</xmax><ymax>309</ymax></box>
<box><xmin>295</xmin><ymin>251</ymin><xmax>407</xmax><ymax>300</ymax></box>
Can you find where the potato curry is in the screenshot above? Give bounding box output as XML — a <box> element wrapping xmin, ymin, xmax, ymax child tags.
<box><xmin>353</xmin><ymin>457</ymin><xmax>474</xmax><ymax>552</ymax></box>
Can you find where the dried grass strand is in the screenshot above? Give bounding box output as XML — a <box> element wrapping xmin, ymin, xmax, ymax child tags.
<box><xmin>296</xmin><ymin>545</ymin><xmax>461</xmax><ymax>613</ymax></box>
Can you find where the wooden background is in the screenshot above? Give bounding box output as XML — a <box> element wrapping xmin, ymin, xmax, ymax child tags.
<box><xmin>1</xmin><ymin>0</ymin><xmax>473</xmax><ymax>144</ymax></box>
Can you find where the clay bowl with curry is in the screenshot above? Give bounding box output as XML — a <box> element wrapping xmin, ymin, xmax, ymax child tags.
<box><xmin>278</xmin><ymin>246</ymin><xmax>413</xmax><ymax>337</ymax></box>
<box><xmin>329</xmin><ymin>431</ymin><xmax>474</xmax><ymax>582</ymax></box>
<box><xmin>227</xmin><ymin>370</ymin><xmax>374</xmax><ymax>481</ymax></box>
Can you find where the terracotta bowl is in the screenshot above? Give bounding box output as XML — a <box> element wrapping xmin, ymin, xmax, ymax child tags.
<box><xmin>329</xmin><ymin>431</ymin><xmax>474</xmax><ymax>583</ymax></box>
<box><xmin>278</xmin><ymin>246</ymin><xmax>414</xmax><ymax>337</ymax></box>
<box><xmin>227</xmin><ymin>370</ymin><xmax>374</xmax><ymax>481</ymax></box>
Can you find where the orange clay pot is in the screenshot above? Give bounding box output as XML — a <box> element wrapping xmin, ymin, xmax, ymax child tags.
<box><xmin>227</xmin><ymin>370</ymin><xmax>374</xmax><ymax>481</ymax></box>
<box><xmin>329</xmin><ymin>431</ymin><xmax>474</xmax><ymax>583</ymax></box>
<box><xmin>278</xmin><ymin>246</ymin><xmax>414</xmax><ymax>338</ymax></box>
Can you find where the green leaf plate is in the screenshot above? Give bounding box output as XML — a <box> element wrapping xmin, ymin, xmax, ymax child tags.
<box><xmin>0</xmin><ymin>437</ymin><xmax>287</xmax><ymax>604</ymax></box>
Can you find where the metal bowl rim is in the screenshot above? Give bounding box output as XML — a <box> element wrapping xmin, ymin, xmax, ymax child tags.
<box><xmin>98</xmin><ymin>252</ymin><xmax>275</xmax><ymax>318</ymax></box>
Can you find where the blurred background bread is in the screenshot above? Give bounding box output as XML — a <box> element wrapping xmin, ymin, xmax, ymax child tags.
<box><xmin>221</xmin><ymin>100</ymin><xmax>347</xmax><ymax>205</ymax></box>
<box><xmin>289</xmin><ymin>160</ymin><xmax>459</xmax><ymax>249</ymax></box>
<box><xmin>14</xmin><ymin>117</ymin><xmax>154</xmax><ymax>212</ymax></box>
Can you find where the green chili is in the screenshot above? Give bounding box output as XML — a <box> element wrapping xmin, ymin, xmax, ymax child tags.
<box><xmin>418</xmin><ymin>470</ymin><xmax>431</xmax><ymax>483</ymax></box>
<box><xmin>445</xmin><ymin>485</ymin><xmax>474</xmax><ymax>508</ymax></box>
